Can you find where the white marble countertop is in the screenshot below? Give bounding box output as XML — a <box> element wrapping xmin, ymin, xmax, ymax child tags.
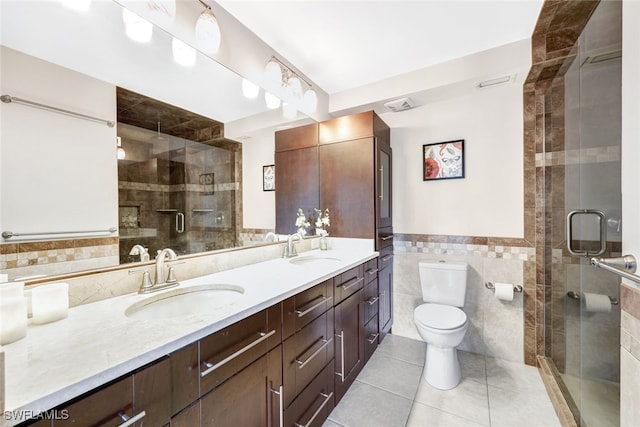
<box><xmin>1</xmin><ymin>239</ymin><xmax>376</xmax><ymax>426</ymax></box>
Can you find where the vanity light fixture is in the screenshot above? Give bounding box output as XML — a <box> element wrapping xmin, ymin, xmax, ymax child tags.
<box><xmin>195</xmin><ymin>0</ymin><xmax>221</xmax><ymax>55</ymax></box>
<box><xmin>262</xmin><ymin>56</ymin><xmax>318</xmax><ymax>116</ymax></box>
<box><xmin>122</xmin><ymin>8</ymin><xmax>153</xmax><ymax>43</ymax></box>
<box><xmin>265</xmin><ymin>92</ymin><xmax>281</xmax><ymax>110</ymax></box>
<box><xmin>172</xmin><ymin>37</ymin><xmax>197</xmax><ymax>67</ymax></box>
<box><xmin>116</xmin><ymin>137</ymin><xmax>126</xmax><ymax>160</ymax></box>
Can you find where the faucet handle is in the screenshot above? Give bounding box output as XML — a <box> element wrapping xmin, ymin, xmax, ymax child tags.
<box><xmin>129</xmin><ymin>267</ymin><xmax>153</xmax><ymax>293</ymax></box>
<box><xmin>166</xmin><ymin>266</ymin><xmax>178</xmax><ymax>284</ymax></box>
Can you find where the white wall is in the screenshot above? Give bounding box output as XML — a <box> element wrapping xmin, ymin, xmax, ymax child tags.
<box><xmin>241</xmin><ymin>129</ymin><xmax>276</xmax><ymax>230</ymax></box>
<box><xmin>388</xmin><ymin>82</ymin><xmax>524</xmax><ymax>238</ymax></box>
<box><xmin>0</xmin><ymin>47</ymin><xmax>118</xmax><ymax>239</ymax></box>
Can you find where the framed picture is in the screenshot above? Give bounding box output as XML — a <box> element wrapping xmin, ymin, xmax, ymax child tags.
<box><xmin>263</xmin><ymin>164</ymin><xmax>275</xmax><ymax>191</ymax></box>
<box><xmin>423</xmin><ymin>139</ymin><xmax>465</xmax><ymax>181</ymax></box>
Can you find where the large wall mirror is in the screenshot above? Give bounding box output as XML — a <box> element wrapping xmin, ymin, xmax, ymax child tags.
<box><xmin>0</xmin><ymin>0</ymin><xmax>314</xmax><ymax>280</ymax></box>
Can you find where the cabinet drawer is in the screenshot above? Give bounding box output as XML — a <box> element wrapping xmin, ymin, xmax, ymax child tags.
<box><xmin>362</xmin><ymin>279</ymin><xmax>379</xmax><ymax>325</ymax></box>
<box><xmin>364</xmin><ymin>314</ymin><xmax>380</xmax><ymax>363</ymax></box>
<box><xmin>379</xmin><ymin>246</ymin><xmax>393</xmax><ymax>271</ymax></box>
<box><xmin>377</xmin><ymin>227</ymin><xmax>394</xmax><ymax>251</ymax></box>
<box><xmin>284</xmin><ymin>361</ymin><xmax>335</xmax><ymax>427</ymax></box>
<box><xmin>333</xmin><ymin>264</ymin><xmax>364</xmax><ymax>304</ymax></box>
<box><xmin>56</xmin><ymin>375</ymin><xmax>134</xmax><ymax>427</ymax></box>
<box><xmin>283</xmin><ymin>279</ymin><xmax>333</xmax><ymax>340</ymax></box>
<box><xmin>199</xmin><ymin>303</ymin><xmax>282</xmax><ymax>396</ymax></box>
<box><xmin>363</xmin><ymin>258</ymin><xmax>378</xmax><ymax>285</ymax></box>
<box><xmin>283</xmin><ymin>309</ymin><xmax>334</xmax><ymax>408</ymax></box>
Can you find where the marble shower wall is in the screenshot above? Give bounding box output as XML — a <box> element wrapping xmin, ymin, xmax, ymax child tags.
<box><xmin>393</xmin><ymin>236</ymin><xmax>535</xmax><ymax>363</ymax></box>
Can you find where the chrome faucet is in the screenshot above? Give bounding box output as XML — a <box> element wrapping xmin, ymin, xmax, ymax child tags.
<box><xmin>129</xmin><ymin>244</ymin><xmax>149</xmax><ymax>262</ymax></box>
<box><xmin>283</xmin><ymin>233</ymin><xmax>302</xmax><ymax>258</ymax></box>
<box><xmin>138</xmin><ymin>248</ymin><xmax>179</xmax><ymax>294</ymax></box>
<box><xmin>265</xmin><ymin>232</ymin><xmax>277</xmax><ymax>242</ymax></box>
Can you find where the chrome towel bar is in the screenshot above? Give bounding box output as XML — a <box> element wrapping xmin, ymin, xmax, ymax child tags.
<box><xmin>1</xmin><ymin>94</ymin><xmax>115</xmax><ymax>127</ymax></box>
<box><xmin>2</xmin><ymin>227</ymin><xmax>117</xmax><ymax>239</ymax></box>
<box><xmin>591</xmin><ymin>255</ymin><xmax>640</xmax><ymax>284</ymax></box>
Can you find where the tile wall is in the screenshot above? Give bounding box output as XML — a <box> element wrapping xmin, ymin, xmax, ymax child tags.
<box><xmin>620</xmin><ymin>284</ymin><xmax>640</xmax><ymax>425</ymax></box>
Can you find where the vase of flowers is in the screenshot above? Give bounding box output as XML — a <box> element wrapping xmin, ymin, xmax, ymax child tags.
<box><xmin>295</xmin><ymin>208</ymin><xmax>310</xmax><ymax>236</ymax></box>
<box><xmin>314</xmin><ymin>208</ymin><xmax>330</xmax><ymax>250</ymax></box>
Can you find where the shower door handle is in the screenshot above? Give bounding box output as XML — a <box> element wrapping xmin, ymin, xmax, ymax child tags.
<box><xmin>566</xmin><ymin>209</ymin><xmax>606</xmax><ymax>257</ymax></box>
<box><xmin>176</xmin><ymin>212</ymin><xmax>185</xmax><ymax>233</ymax></box>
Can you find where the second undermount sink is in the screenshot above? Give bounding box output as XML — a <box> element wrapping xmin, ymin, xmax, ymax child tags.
<box><xmin>125</xmin><ymin>284</ymin><xmax>245</xmax><ymax>320</ymax></box>
<box><xmin>288</xmin><ymin>254</ymin><xmax>342</xmax><ymax>266</ymax></box>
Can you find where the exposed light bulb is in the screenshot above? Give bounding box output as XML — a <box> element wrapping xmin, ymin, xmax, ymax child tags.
<box><xmin>122</xmin><ymin>8</ymin><xmax>153</xmax><ymax>43</ymax></box>
<box><xmin>60</xmin><ymin>0</ymin><xmax>91</xmax><ymax>11</ymax></box>
<box><xmin>172</xmin><ymin>37</ymin><xmax>196</xmax><ymax>67</ymax></box>
<box><xmin>195</xmin><ymin>9</ymin><xmax>221</xmax><ymax>55</ymax></box>
<box><xmin>302</xmin><ymin>89</ymin><xmax>318</xmax><ymax>114</ymax></box>
<box><xmin>263</xmin><ymin>60</ymin><xmax>283</xmax><ymax>93</ymax></box>
<box><xmin>265</xmin><ymin>92</ymin><xmax>281</xmax><ymax>110</ymax></box>
<box><xmin>241</xmin><ymin>79</ymin><xmax>260</xmax><ymax>99</ymax></box>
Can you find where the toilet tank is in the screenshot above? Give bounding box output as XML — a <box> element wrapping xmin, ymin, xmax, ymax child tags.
<box><xmin>418</xmin><ymin>260</ymin><xmax>468</xmax><ymax>307</ymax></box>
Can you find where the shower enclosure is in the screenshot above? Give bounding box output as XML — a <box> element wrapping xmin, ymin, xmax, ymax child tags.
<box><xmin>545</xmin><ymin>1</ymin><xmax>622</xmax><ymax>426</ymax></box>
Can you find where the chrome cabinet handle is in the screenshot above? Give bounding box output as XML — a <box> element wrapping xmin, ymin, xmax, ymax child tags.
<box><xmin>176</xmin><ymin>212</ymin><xmax>185</xmax><ymax>233</ymax></box>
<box><xmin>295</xmin><ymin>296</ymin><xmax>329</xmax><ymax>318</ymax></box>
<box><xmin>201</xmin><ymin>330</ymin><xmax>276</xmax><ymax>377</ymax></box>
<box><xmin>340</xmin><ymin>277</ymin><xmax>363</xmax><ymax>291</ymax></box>
<box><xmin>566</xmin><ymin>209</ymin><xmax>606</xmax><ymax>257</ymax></box>
<box><xmin>335</xmin><ymin>331</ymin><xmax>345</xmax><ymax>382</ymax></box>
<box><xmin>379</xmin><ymin>167</ymin><xmax>384</xmax><ymax>201</ymax></box>
<box><xmin>117</xmin><ymin>411</ymin><xmax>146</xmax><ymax>427</ymax></box>
<box><xmin>270</xmin><ymin>385</ymin><xmax>284</xmax><ymax>427</ymax></box>
<box><xmin>295</xmin><ymin>338</ymin><xmax>333</xmax><ymax>370</ymax></box>
<box><xmin>294</xmin><ymin>392</ymin><xmax>334</xmax><ymax>427</ymax></box>
<box><xmin>381</xmin><ymin>235</ymin><xmax>394</xmax><ymax>241</ymax></box>
<box><xmin>367</xmin><ymin>296</ymin><xmax>380</xmax><ymax>305</ymax></box>
<box><xmin>367</xmin><ymin>333</ymin><xmax>379</xmax><ymax>344</ymax></box>
<box><xmin>381</xmin><ymin>254</ymin><xmax>393</xmax><ymax>262</ymax></box>
<box><xmin>366</xmin><ymin>268</ymin><xmax>379</xmax><ymax>276</ymax></box>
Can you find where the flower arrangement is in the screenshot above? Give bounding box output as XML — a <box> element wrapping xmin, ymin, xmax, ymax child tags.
<box><xmin>314</xmin><ymin>208</ymin><xmax>330</xmax><ymax>236</ymax></box>
<box><xmin>295</xmin><ymin>208</ymin><xmax>310</xmax><ymax>235</ymax></box>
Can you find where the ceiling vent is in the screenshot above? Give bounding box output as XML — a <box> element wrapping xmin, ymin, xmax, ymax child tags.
<box><xmin>383</xmin><ymin>97</ymin><xmax>415</xmax><ymax>112</ymax></box>
<box><xmin>477</xmin><ymin>74</ymin><xmax>516</xmax><ymax>89</ymax></box>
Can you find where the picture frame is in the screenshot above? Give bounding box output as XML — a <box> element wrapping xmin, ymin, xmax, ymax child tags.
<box><xmin>423</xmin><ymin>139</ymin><xmax>465</xmax><ymax>181</ymax></box>
<box><xmin>263</xmin><ymin>164</ymin><xmax>275</xmax><ymax>191</ymax></box>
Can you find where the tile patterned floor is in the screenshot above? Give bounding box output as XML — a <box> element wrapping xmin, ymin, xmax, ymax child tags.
<box><xmin>323</xmin><ymin>334</ymin><xmax>561</xmax><ymax>427</ymax></box>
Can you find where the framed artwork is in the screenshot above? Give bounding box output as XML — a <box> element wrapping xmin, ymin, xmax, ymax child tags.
<box><xmin>263</xmin><ymin>164</ymin><xmax>275</xmax><ymax>191</ymax></box>
<box><xmin>199</xmin><ymin>172</ymin><xmax>215</xmax><ymax>195</ymax></box>
<box><xmin>423</xmin><ymin>139</ymin><xmax>465</xmax><ymax>181</ymax></box>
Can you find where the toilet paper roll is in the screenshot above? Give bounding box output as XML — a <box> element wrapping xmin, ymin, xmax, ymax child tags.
<box><xmin>494</xmin><ymin>282</ymin><xmax>514</xmax><ymax>301</ymax></box>
<box><xmin>583</xmin><ymin>292</ymin><xmax>611</xmax><ymax>313</ymax></box>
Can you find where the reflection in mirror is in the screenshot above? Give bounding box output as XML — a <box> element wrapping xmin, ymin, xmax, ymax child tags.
<box><xmin>0</xmin><ymin>0</ymin><xmax>312</xmax><ymax>281</ymax></box>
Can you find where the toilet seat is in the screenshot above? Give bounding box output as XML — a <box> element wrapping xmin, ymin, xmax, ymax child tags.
<box><xmin>414</xmin><ymin>303</ymin><xmax>467</xmax><ymax>330</ymax></box>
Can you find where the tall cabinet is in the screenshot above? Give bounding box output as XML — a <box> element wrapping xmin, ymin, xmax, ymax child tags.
<box><xmin>275</xmin><ymin>111</ymin><xmax>394</xmax><ymax>389</ymax></box>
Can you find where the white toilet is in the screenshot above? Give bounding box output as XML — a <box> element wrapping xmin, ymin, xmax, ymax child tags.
<box><xmin>413</xmin><ymin>260</ymin><xmax>469</xmax><ymax>390</ymax></box>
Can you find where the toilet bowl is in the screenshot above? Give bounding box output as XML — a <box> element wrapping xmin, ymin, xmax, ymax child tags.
<box><xmin>414</xmin><ymin>303</ymin><xmax>468</xmax><ymax>390</ymax></box>
<box><xmin>414</xmin><ymin>260</ymin><xmax>469</xmax><ymax>390</ymax></box>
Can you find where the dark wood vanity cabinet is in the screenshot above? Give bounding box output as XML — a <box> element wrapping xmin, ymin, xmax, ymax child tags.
<box><xmin>53</xmin><ymin>357</ymin><xmax>171</xmax><ymax>427</ymax></box>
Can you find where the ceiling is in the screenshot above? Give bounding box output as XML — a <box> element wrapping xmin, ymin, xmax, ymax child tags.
<box><xmin>217</xmin><ymin>0</ymin><xmax>545</xmax><ymax>96</ymax></box>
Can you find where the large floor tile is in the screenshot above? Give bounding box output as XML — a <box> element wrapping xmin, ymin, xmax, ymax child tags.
<box><xmin>377</xmin><ymin>334</ymin><xmax>426</xmax><ymax>366</ymax></box>
<box><xmin>406</xmin><ymin>401</ymin><xmax>487</xmax><ymax>427</ymax></box>
<box><xmin>413</xmin><ymin>376</ymin><xmax>490</xmax><ymax>426</ymax></box>
<box><xmin>327</xmin><ymin>381</ymin><xmax>413</xmax><ymax>427</ymax></box>
<box><xmin>356</xmin><ymin>352</ymin><xmax>424</xmax><ymax>399</ymax></box>
<box><xmin>486</xmin><ymin>356</ymin><xmax>546</xmax><ymax>393</ymax></box>
<box><xmin>459</xmin><ymin>350</ymin><xmax>487</xmax><ymax>385</ymax></box>
<box><xmin>322</xmin><ymin>420</ymin><xmax>344</xmax><ymax>427</ymax></box>
<box><xmin>488</xmin><ymin>385</ymin><xmax>561</xmax><ymax>427</ymax></box>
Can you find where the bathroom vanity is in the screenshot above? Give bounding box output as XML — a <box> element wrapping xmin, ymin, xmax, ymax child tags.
<box><xmin>3</xmin><ymin>240</ymin><xmax>387</xmax><ymax>427</ymax></box>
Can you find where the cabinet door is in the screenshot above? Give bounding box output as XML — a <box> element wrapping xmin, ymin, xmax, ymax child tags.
<box><xmin>200</xmin><ymin>345</ymin><xmax>282</xmax><ymax>427</ymax></box>
<box><xmin>376</xmin><ymin>137</ymin><xmax>392</xmax><ymax>229</ymax></box>
<box><xmin>319</xmin><ymin>138</ymin><xmax>375</xmax><ymax>239</ymax></box>
<box><xmin>379</xmin><ymin>258</ymin><xmax>394</xmax><ymax>340</ymax></box>
<box><xmin>334</xmin><ymin>289</ymin><xmax>364</xmax><ymax>403</ymax></box>
<box><xmin>133</xmin><ymin>358</ymin><xmax>171</xmax><ymax>427</ymax></box>
<box><xmin>275</xmin><ymin>147</ymin><xmax>319</xmax><ymax>234</ymax></box>
<box><xmin>170</xmin><ymin>401</ymin><xmax>200</xmax><ymax>427</ymax></box>
<box><xmin>170</xmin><ymin>343</ymin><xmax>199</xmax><ymax>416</ymax></box>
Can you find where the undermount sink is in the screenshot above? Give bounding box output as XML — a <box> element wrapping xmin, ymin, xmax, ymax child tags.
<box><xmin>288</xmin><ymin>254</ymin><xmax>342</xmax><ymax>266</ymax></box>
<box><xmin>125</xmin><ymin>284</ymin><xmax>245</xmax><ymax>319</ymax></box>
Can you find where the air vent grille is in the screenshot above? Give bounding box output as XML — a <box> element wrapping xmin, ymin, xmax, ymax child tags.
<box><xmin>383</xmin><ymin>97</ymin><xmax>415</xmax><ymax>112</ymax></box>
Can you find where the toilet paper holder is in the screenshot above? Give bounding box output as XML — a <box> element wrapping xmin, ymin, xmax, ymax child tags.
<box><xmin>566</xmin><ymin>291</ymin><xmax>618</xmax><ymax>306</ymax></box>
<box><xmin>485</xmin><ymin>282</ymin><xmax>523</xmax><ymax>293</ymax></box>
